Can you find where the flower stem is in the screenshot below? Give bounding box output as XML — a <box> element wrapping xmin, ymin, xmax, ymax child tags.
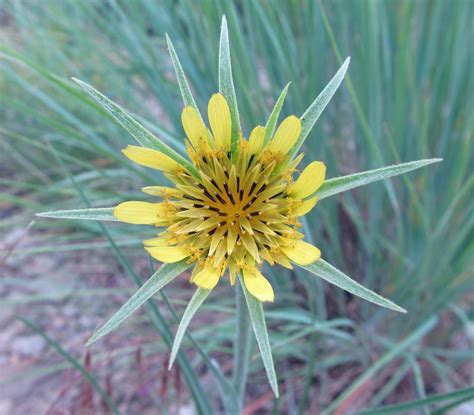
<box><xmin>232</xmin><ymin>278</ymin><xmax>252</xmax><ymax>412</ymax></box>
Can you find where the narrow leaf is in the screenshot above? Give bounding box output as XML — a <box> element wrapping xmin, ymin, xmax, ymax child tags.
<box><xmin>314</xmin><ymin>159</ymin><xmax>442</xmax><ymax>200</ymax></box>
<box><xmin>37</xmin><ymin>207</ymin><xmax>117</xmax><ymax>221</ymax></box>
<box><xmin>300</xmin><ymin>259</ymin><xmax>406</xmax><ymax>313</ymax></box>
<box><xmin>263</xmin><ymin>82</ymin><xmax>291</xmax><ymax>145</ymax></box>
<box><xmin>218</xmin><ymin>16</ymin><xmax>241</xmax><ymax>159</ymax></box>
<box><xmin>86</xmin><ymin>260</ymin><xmax>191</xmax><ymax>346</ymax></box>
<box><xmin>240</xmin><ymin>276</ymin><xmax>279</xmax><ymax>397</ymax></box>
<box><xmin>169</xmin><ymin>287</ymin><xmax>211</xmax><ymax>370</ymax></box>
<box><xmin>166</xmin><ymin>34</ymin><xmax>201</xmax><ymax>115</ymax></box>
<box><xmin>289</xmin><ymin>57</ymin><xmax>350</xmax><ymax>159</ymax></box>
<box><xmin>71</xmin><ymin>77</ymin><xmax>200</xmax><ymax>178</ymax></box>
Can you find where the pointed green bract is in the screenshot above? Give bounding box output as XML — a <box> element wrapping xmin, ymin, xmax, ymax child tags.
<box><xmin>166</xmin><ymin>34</ymin><xmax>201</xmax><ymax>115</ymax></box>
<box><xmin>71</xmin><ymin>77</ymin><xmax>200</xmax><ymax>178</ymax></box>
<box><xmin>169</xmin><ymin>287</ymin><xmax>211</xmax><ymax>370</ymax></box>
<box><xmin>37</xmin><ymin>207</ymin><xmax>117</xmax><ymax>221</ymax></box>
<box><xmin>314</xmin><ymin>159</ymin><xmax>442</xmax><ymax>200</ymax></box>
<box><xmin>240</xmin><ymin>275</ymin><xmax>279</xmax><ymax>398</ymax></box>
<box><xmin>86</xmin><ymin>261</ymin><xmax>191</xmax><ymax>346</ymax></box>
<box><xmin>300</xmin><ymin>259</ymin><xmax>406</xmax><ymax>313</ymax></box>
<box><xmin>218</xmin><ymin>16</ymin><xmax>241</xmax><ymax>159</ymax></box>
<box><xmin>289</xmin><ymin>57</ymin><xmax>350</xmax><ymax>159</ymax></box>
<box><xmin>264</xmin><ymin>82</ymin><xmax>291</xmax><ymax>145</ymax></box>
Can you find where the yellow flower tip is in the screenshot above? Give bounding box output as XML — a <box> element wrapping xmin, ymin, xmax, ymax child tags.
<box><xmin>248</xmin><ymin>126</ymin><xmax>265</xmax><ymax>153</ymax></box>
<box><xmin>122</xmin><ymin>145</ymin><xmax>180</xmax><ymax>172</ymax></box>
<box><xmin>182</xmin><ymin>106</ymin><xmax>209</xmax><ymax>150</ymax></box>
<box><xmin>243</xmin><ymin>268</ymin><xmax>275</xmax><ymax>302</ymax></box>
<box><xmin>267</xmin><ymin>115</ymin><xmax>301</xmax><ymax>154</ymax></box>
<box><xmin>292</xmin><ymin>196</ymin><xmax>319</xmax><ymax>217</ymax></box>
<box><xmin>114</xmin><ymin>201</ymin><xmax>164</xmax><ymax>224</ymax></box>
<box><xmin>289</xmin><ymin>161</ymin><xmax>326</xmax><ymax>199</ymax></box>
<box><xmin>193</xmin><ymin>267</ymin><xmax>220</xmax><ymax>289</ymax></box>
<box><xmin>208</xmin><ymin>93</ymin><xmax>231</xmax><ymax>150</ymax></box>
<box><xmin>144</xmin><ymin>245</ymin><xmax>189</xmax><ymax>263</ymax></box>
<box><xmin>281</xmin><ymin>240</ymin><xmax>321</xmax><ymax>266</ymax></box>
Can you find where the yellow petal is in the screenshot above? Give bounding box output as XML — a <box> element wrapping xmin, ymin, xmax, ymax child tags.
<box><xmin>143</xmin><ymin>237</ymin><xmax>172</xmax><ymax>247</ymax></box>
<box><xmin>289</xmin><ymin>161</ymin><xmax>326</xmax><ymax>199</ymax></box>
<box><xmin>193</xmin><ymin>267</ymin><xmax>220</xmax><ymax>289</ymax></box>
<box><xmin>292</xmin><ymin>196</ymin><xmax>319</xmax><ymax>216</ymax></box>
<box><xmin>248</xmin><ymin>126</ymin><xmax>265</xmax><ymax>153</ymax></box>
<box><xmin>141</xmin><ymin>186</ymin><xmax>183</xmax><ymax>197</ymax></box>
<box><xmin>114</xmin><ymin>201</ymin><xmax>163</xmax><ymax>224</ymax></box>
<box><xmin>145</xmin><ymin>246</ymin><xmax>188</xmax><ymax>263</ymax></box>
<box><xmin>281</xmin><ymin>240</ymin><xmax>321</xmax><ymax>265</ymax></box>
<box><xmin>122</xmin><ymin>145</ymin><xmax>180</xmax><ymax>172</ymax></box>
<box><xmin>208</xmin><ymin>93</ymin><xmax>231</xmax><ymax>149</ymax></box>
<box><xmin>243</xmin><ymin>268</ymin><xmax>274</xmax><ymax>302</ymax></box>
<box><xmin>268</xmin><ymin>115</ymin><xmax>301</xmax><ymax>154</ymax></box>
<box><xmin>182</xmin><ymin>106</ymin><xmax>208</xmax><ymax>149</ymax></box>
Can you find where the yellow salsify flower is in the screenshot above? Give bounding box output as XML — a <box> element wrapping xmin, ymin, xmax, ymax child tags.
<box><xmin>113</xmin><ymin>93</ymin><xmax>326</xmax><ymax>302</ymax></box>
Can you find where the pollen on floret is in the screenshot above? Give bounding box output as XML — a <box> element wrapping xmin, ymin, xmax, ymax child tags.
<box><xmin>115</xmin><ymin>93</ymin><xmax>324</xmax><ymax>301</ymax></box>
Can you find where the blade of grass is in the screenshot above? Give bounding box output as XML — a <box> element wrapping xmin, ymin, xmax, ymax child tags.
<box><xmin>361</xmin><ymin>386</ymin><xmax>474</xmax><ymax>414</ymax></box>
<box><xmin>166</xmin><ymin>34</ymin><xmax>201</xmax><ymax>115</ymax></box>
<box><xmin>86</xmin><ymin>260</ymin><xmax>191</xmax><ymax>346</ymax></box>
<box><xmin>71</xmin><ymin>77</ymin><xmax>200</xmax><ymax>177</ymax></box>
<box><xmin>300</xmin><ymin>259</ymin><xmax>406</xmax><ymax>313</ymax></box>
<box><xmin>288</xmin><ymin>57</ymin><xmax>350</xmax><ymax>159</ymax></box>
<box><xmin>36</xmin><ymin>207</ymin><xmax>117</xmax><ymax>221</ymax></box>
<box><xmin>323</xmin><ymin>316</ymin><xmax>438</xmax><ymax>414</ymax></box>
<box><xmin>240</xmin><ymin>275</ymin><xmax>279</xmax><ymax>398</ymax></box>
<box><xmin>218</xmin><ymin>16</ymin><xmax>241</xmax><ymax>160</ymax></box>
<box><xmin>17</xmin><ymin>316</ymin><xmax>120</xmax><ymax>415</ymax></box>
<box><xmin>263</xmin><ymin>82</ymin><xmax>290</xmax><ymax>144</ymax></box>
<box><xmin>169</xmin><ymin>287</ymin><xmax>211</xmax><ymax>369</ymax></box>
<box><xmin>314</xmin><ymin>159</ymin><xmax>442</xmax><ymax>200</ymax></box>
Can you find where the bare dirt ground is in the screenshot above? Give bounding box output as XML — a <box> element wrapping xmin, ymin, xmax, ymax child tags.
<box><xmin>0</xmin><ymin>223</ymin><xmax>211</xmax><ymax>414</ymax></box>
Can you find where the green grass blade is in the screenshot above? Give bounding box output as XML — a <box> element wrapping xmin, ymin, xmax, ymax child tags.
<box><xmin>263</xmin><ymin>82</ymin><xmax>291</xmax><ymax>144</ymax></box>
<box><xmin>300</xmin><ymin>259</ymin><xmax>406</xmax><ymax>313</ymax></box>
<box><xmin>289</xmin><ymin>57</ymin><xmax>350</xmax><ymax>159</ymax></box>
<box><xmin>166</xmin><ymin>34</ymin><xmax>201</xmax><ymax>114</ymax></box>
<box><xmin>36</xmin><ymin>207</ymin><xmax>117</xmax><ymax>221</ymax></box>
<box><xmin>169</xmin><ymin>287</ymin><xmax>211</xmax><ymax>369</ymax></box>
<box><xmin>361</xmin><ymin>386</ymin><xmax>474</xmax><ymax>414</ymax></box>
<box><xmin>218</xmin><ymin>15</ymin><xmax>241</xmax><ymax>159</ymax></box>
<box><xmin>240</xmin><ymin>275</ymin><xmax>279</xmax><ymax>398</ymax></box>
<box><xmin>86</xmin><ymin>260</ymin><xmax>191</xmax><ymax>346</ymax></box>
<box><xmin>71</xmin><ymin>77</ymin><xmax>200</xmax><ymax>177</ymax></box>
<box><xmin>315</xmin><ymin>159</ymin><xmax>442</xmax><ymax>200</ymax></box>
<box><xmin>17</xmin><ymin>316</ymin><xmax>120</xmax><ymax>415</ymax></box>
<box><xmin>323</xmin><ymin>316</ymin><xmax>438</xmax><ymax>414</ymax></box>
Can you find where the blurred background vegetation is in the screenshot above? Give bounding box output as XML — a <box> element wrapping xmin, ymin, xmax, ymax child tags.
<box><xmin>1</xmin><ymin>0</ymin><xmax>472</xmax><ymax>414</ymax></box>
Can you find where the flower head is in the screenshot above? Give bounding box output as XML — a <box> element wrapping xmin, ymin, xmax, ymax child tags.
<box><xmin>114</xmin><ymin>93</ymin><xmax>326</xmax><ymax>301</ymax></box>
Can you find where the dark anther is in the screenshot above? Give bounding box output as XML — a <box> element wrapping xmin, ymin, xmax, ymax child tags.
<box><xmin>215</xmin><ymin>193</ymin><xmax>226</xmax><ymax>204</ymax></box>
<box><xmin>257</xmin><ymin>184</ymin><xmax>267</xmax><ymax>194</ymax></box>
<box><xmin>243</xmin><ymin>200</ymin><xmax>253</xmax><ymax>210</ymax></box>
<box><xmin>248</xmin><ymin>154</ymin><xmax>255</xmax><ymax>168</ymax></box>
<box><xmin>203</xmin><ymin>189</ymin><xmax>217</xmax><ymax>202</ymax></box>
<box><xmin>249</xmin><ymin>181</ymin><xmax>257</xmax><ymax>195</ymax></box>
